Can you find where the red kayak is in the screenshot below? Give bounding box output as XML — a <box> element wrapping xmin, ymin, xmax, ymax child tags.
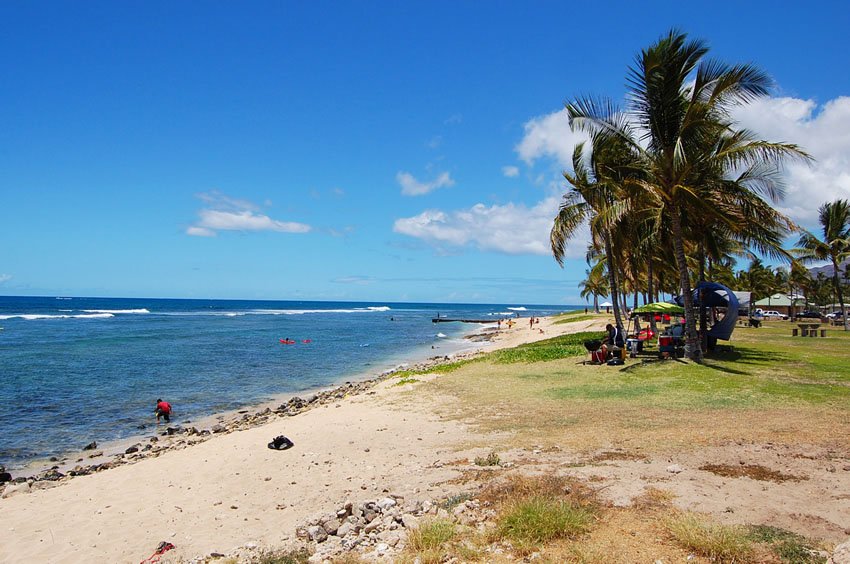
<box><xmin>279</xmin><ymin>339</ymin><xmax>296</xmax><ymax>345</ymax></box>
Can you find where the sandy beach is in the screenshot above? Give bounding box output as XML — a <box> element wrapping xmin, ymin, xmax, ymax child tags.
<box><xmin>2</xmin><ymin>315</ymin><xmax>848</xmax><ymax>563</ymax></box>
<box><xmin>0</xmin><ymin>316</ymin><xmax>593</xmax><ymax>563</ymax></box>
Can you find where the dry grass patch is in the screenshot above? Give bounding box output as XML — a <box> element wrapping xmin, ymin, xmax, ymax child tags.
<box><xmin>699</xmin><ymin>463</ymin><xmax>807</xmax><ymax>483</ymax></box>
<box><xmin>631</xmin><ymin>486</ymin><xmax>676</xmax><ymax>510</ymax></box>
<box><xmin>590</xmin><ymin>450</ymin><xmax>647</xmax><ymax>463</ymax></box>
<box><xmin>665</xmin><ymin>512</ymin><xmax>758</xmax><ymax>563</ymax></box>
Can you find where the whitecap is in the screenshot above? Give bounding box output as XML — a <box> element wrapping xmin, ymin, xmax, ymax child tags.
<box><xmin>82</xmin><ymin>309</ymin><xmax>150</xmax><ymax>314</ymax></box>
<box><xmin>436</xmin><ymin>333</ymin><xmax>447</xmax><ymax>338</ymax></box>
<box><xmin>507</xmin><ymin>306</ymin><xmax>527</xmax><ymax>311</ymax></box>
<box><xmin>0</xmin><ymin>313</ymin><xmax>115</xmax><ymax>320</ymax></box>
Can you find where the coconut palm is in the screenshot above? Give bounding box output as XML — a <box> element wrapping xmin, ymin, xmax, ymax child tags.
<box><xmin>567</xmin><ymin>30</ymin><xmax>809</xmax><ymax>360</ymax></box>
<box><xmin>551</xmin><ymin>118</ymin><xmax>641</xmax><ymax>330</ymax></box>
<box><xmin>579</xmin><ymin>265</ymin><xmax>609</xmax><ymax>313</ymax></box>
<box><xmin>795</xmin><ymin>199</ymin><xmax>850</xmax><ymax>329</ymax></box>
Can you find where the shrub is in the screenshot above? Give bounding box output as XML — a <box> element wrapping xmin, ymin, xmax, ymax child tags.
<box><xmin>474</xmin><ymin>451</ymin><xmax>501</xmax><ymax>466</ymax></box>
<box><xmin>497</xmin><ymin>495</ymin><xmax>594</xmax><ymax>544</ymax></box>
<box><xmin>666</xmin><ymin>513</ymin><xmax>754</xmax><ymax>563</ymax></box>
<box><xmin>406</xmin><ymin>519</ymin><xmax>457</xmax><ymax>564</ymax></box>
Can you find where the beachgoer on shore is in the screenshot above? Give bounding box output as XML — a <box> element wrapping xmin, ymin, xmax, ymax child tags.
<box><xmin>529</xmin><ymin>317</ymin><xmax>534</xmax><ymax>329</ymax></box>
<box><xmin>602</xmin><ymin>323</ymin><xmax>625</xmax><ymax>358</ymax></box>
<box><xmin>154</xmin><ymin>398</ymin><xmax>172</xmax><ymax>423</ymax></box>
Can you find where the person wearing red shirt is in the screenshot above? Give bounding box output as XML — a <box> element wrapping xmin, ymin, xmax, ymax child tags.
<box><xmin>154</xmin><ymin>399</ymin><xmax>172</xmax><ymax>423</ymax></box>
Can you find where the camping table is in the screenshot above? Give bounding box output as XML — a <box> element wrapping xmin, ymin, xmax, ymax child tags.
<box><xmin>795</xmin><ymin>323</ymin><xmax>821</xmax><ymax>337</ymax></box>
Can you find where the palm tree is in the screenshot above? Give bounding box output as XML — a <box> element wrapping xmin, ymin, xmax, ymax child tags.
<box><xmin>579</xmin><ymin>265</ymin><xmax>609</xmax><ymax>313</ymax></box>
<box><xmin>795</xmin><ymin>199</ymin><xmax>850</xmax><ymax>329</ymax></box>
<box><xmin>568</xmin><ymin>30</ymin><xmax>809</xmax><ymax>360</ymax></box>
<box><xmin>551</xmin><ymin>120</ymin><xmax>641</xmax><ymax>330</ymax></box>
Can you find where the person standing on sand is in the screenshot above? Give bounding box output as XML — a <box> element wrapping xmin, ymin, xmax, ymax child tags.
<box><xmin>154</xmin><ymin>398</ymin><xmax>172</xmax><ymax>423</ymax></box>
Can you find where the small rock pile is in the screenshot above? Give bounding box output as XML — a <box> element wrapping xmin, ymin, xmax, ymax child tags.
<box><xmin>293</xmin><ymin>494</ymin><xmax>495</xmax><ymax>562</ymax></box>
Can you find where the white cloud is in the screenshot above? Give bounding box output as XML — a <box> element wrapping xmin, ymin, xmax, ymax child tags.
<box><xmin>732</xmin><ymin>96</ymin><xmax>850</xmax><ymax>227</ymax></box>
<box><xmin>186</xmin><ymin>226</ymin><xmax>216</xmax><ymax>237</ymax></box>
<box><xmin>187</xmin><ymin>191</ymin><xmax>311</xmax><ymax>237</ymax></box>
<box><xmin>396</xmin><ymin>171</ymin><xmax>455</xmax><ymax>196</ymax></box>
<box><xmin>393</xmin><ymin>194</ymin><xmax>588</xmax><ymax>258</ymax></box>
<box><xmin>516</xmin><ymin>108</ymin><xmax>589</xmax><ymax>167</ymax></box>
<box><xmin>502</xmin><ymin>165</ymin><xmax>520</xmax><ymax>178</ymax></box>
<box><xmin>0</xmin><ymin>274</ymin><xmax>11</xmax><ymax>284</ymax></box>
<box><xmin>513</xmin><ymin>97</ymin><xmax>850</xmax><ymax>230</ymax></box>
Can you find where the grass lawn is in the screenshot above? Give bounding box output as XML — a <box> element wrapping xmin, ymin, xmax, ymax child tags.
<box><xmin>416</xmin><ymin>321</ymin><xmax>850</xmax><ymax>452</ymax></box>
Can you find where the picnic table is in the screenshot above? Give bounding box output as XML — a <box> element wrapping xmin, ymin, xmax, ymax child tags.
<box><xmin>793</xmin><ymin>323</ymin><xmax>824</xmax><ymax>337</ymax></box>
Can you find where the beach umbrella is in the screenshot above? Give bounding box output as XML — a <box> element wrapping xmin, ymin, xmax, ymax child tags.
<box><xmin>631</xmin><ymin>302</ymin><xmax>685</xmax><ymax>315</ymax></box>
<box><xmin>600</xmin><ymin>301</ymin><xmax>613</xmax><ymax>313</ymax></box>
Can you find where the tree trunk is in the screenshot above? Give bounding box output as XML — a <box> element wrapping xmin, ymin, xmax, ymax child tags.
<box><xmin>604</xmin><ymin>232</ymin><xmax>624</xmax><ymax>329</ymax></box>
<box><xmin>698</xmin><ymin>244</ymin><xmax>708</xmax><ymax>353</ymax></box>
<box><xmin>832</xmin><ymin>256</ymin><xmax>848</xmax><ymax>331</ymax></box>
<box><xmin>593</xmin><ymin>293</ymin><xmax>599</xmax><ymax>313</ymax></box>
<box><xmin>647</xmin><ymin>260</ymin><xmax>658</xmax><ymax>337</ymax></box>
<box><xmin>670</xmin><ymin>209</ymin><xmax>701</xmax><ymax>361</ymax></box>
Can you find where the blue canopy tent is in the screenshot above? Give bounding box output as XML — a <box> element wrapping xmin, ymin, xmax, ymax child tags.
<box><xmin>675</xmin><ymin>281</ymin><xmax>739</xmax><ymax>340</ymax></box>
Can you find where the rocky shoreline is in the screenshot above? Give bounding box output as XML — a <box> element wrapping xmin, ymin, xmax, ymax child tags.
<box><xmin>0</xmin><ymin>347</ymin><xmax>486</xmax><ymax>499</ymax></box>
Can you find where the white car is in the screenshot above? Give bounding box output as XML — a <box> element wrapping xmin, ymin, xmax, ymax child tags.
<box><xmin>759</xmin><ymin>309</ymin><xmax>787</xmax><ymax>320</ymax></box>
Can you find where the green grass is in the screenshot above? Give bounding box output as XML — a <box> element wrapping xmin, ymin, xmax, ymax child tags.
<box><xmin>497</xmin><ymin>495</ymin><xmax>595</xmax><ymax>543</ymax></box>
<box><xmin>746</xmin><ymin>525</ymin><xmax>826</xmax><ymax>563</ymax></box>
<box><xmin>405</xmin><ymin>519</ymin><xmax>457</xmax><ymax>564</ymax></box>
<box><xmin>666</xmin><ymin>513</ymin><xmax>755</xmax><ymax>563</ymax></box>
<box><xmin>488</xmin><ymin>331</ymin><xmax>606</xmax><ymax>364</ymax></box>
<box><xmin>473</xmin><ymin>451</ymin><xmax>501</xmax><ymax>466</ymax></box>
<box><xmin>249</xmin><ymin>548</ymin><xmax>310</xmax><ymax>564</ymax></box>
<box><xmin>553</xmin><ymin>314</ymin><xmax>599</xmax><ymax>324</ymax></box>
<box><xmin>423</xmin><ymin>321</ymin><xmax>850</xmax><ymax>450</ymax></box>
<box><xmin>393</xmin><ymin>376</ymin><xmax>420</xmax><ymax>386</ymax></box>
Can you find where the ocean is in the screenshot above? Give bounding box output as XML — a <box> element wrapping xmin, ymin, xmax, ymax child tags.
<box><xmin>0</xmin><ymin>296</ymin><xmax>577</xmax><ymax>469</ymax></box>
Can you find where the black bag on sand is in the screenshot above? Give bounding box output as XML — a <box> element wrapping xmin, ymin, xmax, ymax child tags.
<box><xmin>607</xmin><ymin>358</ymin><xmax>624</xmax><ymax>366</ymax></box>
<box><xmin>268</xmin><ymin>435</ymin><xmax>294</xmax><ymax>450</ymax></box>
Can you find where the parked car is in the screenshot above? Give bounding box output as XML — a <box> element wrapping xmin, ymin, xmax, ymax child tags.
<box><xmin>826</xmin><ymin>311</ymin><xmax>845</xmax><ymax>319</ymax></box>
<box><xmin>796</xmin><ymin>311</ymin><xmax>822</xmax><ymax>319</ymax></box>
<box><xmin>759</xmin><ymin>310</ymin><xmax>787</xmax><ymax>320</ymax></box>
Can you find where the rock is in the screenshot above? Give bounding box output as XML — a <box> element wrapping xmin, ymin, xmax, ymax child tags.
<box><xmin>212</xmin><ymin>424</ymin><xmax>225</xmax><ymax>434</ymax></box>
<box><xmin>37</xmin><ymin>469</ymin><xmax>64</xmax><ymax>481</ymax></box>
<box><xmin>1</xmin><ymin>481</ymin><xmax>30</xmax><ymax>498</ymax></box>
<box><xmin>830</xmin><ymin>538</ymin><xmax>850</xmax><ymax>564</ymax></box>
<box><xmin>88</xmin><ymin>451</ymin><xmax>104</xmax><ymax>458</ymax></box>
<box><xmin>82</xmin><ymin>441</ymin><xmax>97</xmax><ymax>450</ymax></box>
<box><xmin>377</xmin><ymin>497</ymin><xmax>397</xmax><ymax>511</ymax></box>
<box><xmin>666</xmin><ymin>464</ymin><xmax>684</xmax><ymax>474</ymax></box>
<box><xmin>125</xmin><ymin>446</ymin><xmax>139</xmax><ymax>455</ymax></box>
<box><xmin>336</xmin><ymin>522</ymin><xmax>354</xmax><ymax>537</ymax></box>
<box><xmin>0</xmin><ymin>471</ymin><xmax>12</xmax><ymax>484</ymax></box>
<box><xmin>306</xmin><ymin>525</ymin><xmax>328</xmax><ymax>543</ymax></box>
<box><xmin>322</xmin><ymin>519</ymin><xmax>341</xmax><ymax>535</ymax></box>
<box><xmin>402</xmin><ymin>514</ymin><xmax>420</xmax><ymax>530</ymax></box>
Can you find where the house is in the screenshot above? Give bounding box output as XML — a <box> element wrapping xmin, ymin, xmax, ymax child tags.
<box><xmin>752</xmin><ymin>293</ymin><xmax>805</xmax><ymax>316</ymax></box>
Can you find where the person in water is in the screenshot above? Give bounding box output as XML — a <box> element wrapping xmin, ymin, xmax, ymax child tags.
<box><xmin>154</xmin><ymin>398</ymin><xmax>172</xmax><ymax>423</ymax></box>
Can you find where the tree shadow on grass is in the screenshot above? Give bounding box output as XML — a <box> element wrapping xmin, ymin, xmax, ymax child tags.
<box><xmin>700</xmin><ymin>346</ymin><xmax>792</xmax><ymax>375</ymax></box>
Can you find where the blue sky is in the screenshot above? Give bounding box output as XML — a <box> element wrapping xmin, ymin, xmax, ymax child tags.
<box><xmin>2</xmin><ymin>1</ymin><xmax>849</xmax><ymax>304</ymax></box>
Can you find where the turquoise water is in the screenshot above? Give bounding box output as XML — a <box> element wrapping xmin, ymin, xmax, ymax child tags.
<box><xmin>0</xmin><ymin>296</ymin><xmax>576</xmax><ymax>468</ymax></box>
